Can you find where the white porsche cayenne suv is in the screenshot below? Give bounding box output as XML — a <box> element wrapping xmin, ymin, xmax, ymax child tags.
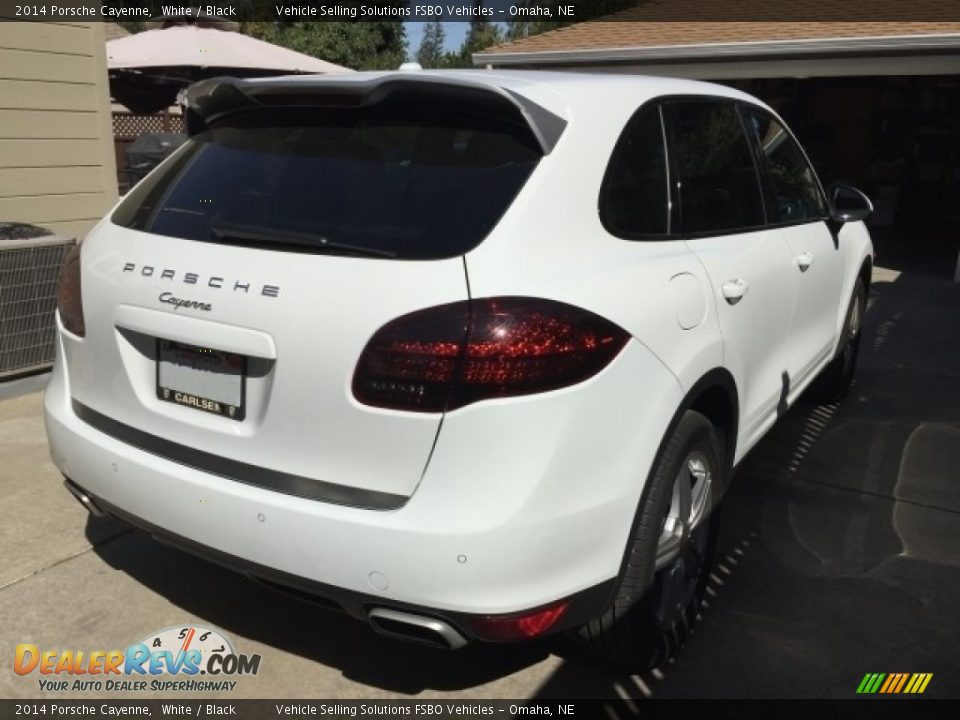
<box><xmin>46</xmin><ymin>70</ymin><xmax>873</xmax><ymax>669</ymax></box>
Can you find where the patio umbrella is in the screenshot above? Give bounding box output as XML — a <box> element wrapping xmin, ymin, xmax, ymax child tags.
<box><xmin>107</xmin><ymin>22</ymin><xmax>352</xmax><ymax>113</ymax></box>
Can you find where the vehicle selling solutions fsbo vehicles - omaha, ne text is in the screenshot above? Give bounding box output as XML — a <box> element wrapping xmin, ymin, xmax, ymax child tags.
<box><xmin>47</xmin><ymin>70</ymin><xmax>874</xmax><ymax>669</ymax></box>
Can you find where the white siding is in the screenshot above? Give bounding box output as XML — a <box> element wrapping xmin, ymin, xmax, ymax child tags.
<box><xmin>0</xmin><ymin>22</ymin><xmax>118</xmax><ymax>241</ymax></box>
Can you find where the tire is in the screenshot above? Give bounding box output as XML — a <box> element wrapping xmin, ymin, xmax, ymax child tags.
<box><xmin>572</xmin><ymin>410</ymin><xmax>722</xmax><ymax>671</ymax></box>
<box><xmin>809</xmin><ymin>276</ymin><xmax>866</xmax><ymax>404</ymax></box>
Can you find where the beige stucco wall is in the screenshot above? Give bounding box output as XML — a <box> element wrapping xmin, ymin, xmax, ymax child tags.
<box><xmin>0</xmin><ymin>22</ymin><xmax>118</xmax><ymax>241</ymax></box>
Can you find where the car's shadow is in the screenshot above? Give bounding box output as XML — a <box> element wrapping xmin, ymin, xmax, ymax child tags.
<box><xmin>88</xmin><ymin>268</ymin><xmax>960</xmax><ymax>697</ymax></box>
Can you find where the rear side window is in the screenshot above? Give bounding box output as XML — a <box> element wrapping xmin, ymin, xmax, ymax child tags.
<box><xmin>741</xmin><ymin>107</ymin><xmax>828</xmax><ymax>224</ymax></box>
<box><xmin>666</xmin><ymin>100</ymin><xmax>765</xmax><ymax>235</ymax></box>
<box><xmin>112</xmin><ymin>103</ymin><xmax>542</xmax><ymax>260</ymax></box>
<box><xmin>599</xmin><ymin>105</ymin><xmax>670</xmax><ymax>237</ymax></box>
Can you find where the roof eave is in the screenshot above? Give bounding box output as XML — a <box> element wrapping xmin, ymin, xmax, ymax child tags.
<box><xmin>473</xmin><ymin>33</ymin><xmax>960</xmax><ymax>66</ymax></box>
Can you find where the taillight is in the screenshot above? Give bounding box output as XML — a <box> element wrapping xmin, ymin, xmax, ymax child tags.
<box><xmin>353</xmin><ymin>297</ymin><xmax>629</xmax><ymax>412</ymax></box>
<box><xmin>56</xmin><ymin>244</ymin><xmax>85</xmax><ymax>337</ymax></box>
<box><xmin>466</xmin><ymin>601</ymin><xmax>569</xmax><ymax>642</ymax></box>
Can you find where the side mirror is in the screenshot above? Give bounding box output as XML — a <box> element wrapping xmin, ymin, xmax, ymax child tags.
<box><xmin>828</xmin><ymin>183</ymin><xmax>873</xmax><ymax>224</ymax></box>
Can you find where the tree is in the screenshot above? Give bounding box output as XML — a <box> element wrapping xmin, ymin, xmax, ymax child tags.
<box><xmin>239</xmin><ymin>0</ymin><xmax>408</xmax><ymax>71</ymax></box>
<box><xmin>241</xmin><ymin>21</ymin><xmax>408</xmax><ymax>71</ymax></box>
<box><xmin>442</xmin><ymin>1</ymin><xmax>504</xmax><ymax>68</ymax></box>
<box><xmin>464</xmin><ymin>1</ymin><xmax>503</xmax><ymax>54</ymax></box>
<box><xmin>416</xmin><ymin>21</ymin><xmax>446</xmax><ymax>68</ymax></box>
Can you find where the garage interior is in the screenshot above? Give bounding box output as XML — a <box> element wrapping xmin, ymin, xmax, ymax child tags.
<box><xmin>476</xmin><ymin>16</ymin><xmax>960</xmax><ymax>281</ymax></box>
<box><xmin>729</xmin><ymin>74</ymin><xmax>960</xmax><ymax>278</ymax></box>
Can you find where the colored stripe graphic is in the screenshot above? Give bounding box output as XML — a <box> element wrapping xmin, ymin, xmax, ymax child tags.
<box><xmin>880</xmin><ymin>673</ymin><xmax>900</xmax><ymax>695</ymax></box>
<box><xmin>857</xmin><ymin>673</ymin><xmax>887</xmax><ymax>695</ymax></box>
<box><xmin>858</xmin><ymin>673</ymin><xmax>933</xmax><ymax>694</ymax></box>
<box><xmin>893</xmin><ymin>674</ymin><xmax>909</xmax><ymax>693</ymax></box>
<box><xmin>879</xmin><ymin>674</ymin><xmax>895</xmax><ymax>694</ymax></box>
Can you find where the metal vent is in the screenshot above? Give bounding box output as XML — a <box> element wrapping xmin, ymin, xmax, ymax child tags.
<box><xmin>0</xmin><ymin>235</ymin><xmax>76</xmax><ymax>379</ymax></box>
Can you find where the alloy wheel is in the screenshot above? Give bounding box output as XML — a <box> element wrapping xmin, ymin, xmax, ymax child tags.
<box><xmin>653</xmin><ymin>450</ymin><xmax>714</xmax><ymax>621</ymax></box>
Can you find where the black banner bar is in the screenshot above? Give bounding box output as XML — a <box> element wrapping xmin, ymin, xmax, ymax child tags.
<box><xmin>0</xmin><ymin>0</ymin><xmax>958</xmax><ymax>23</ymax></box>
<box><xmin>1</xmin><ymin>699</ymin><xmax>958</xmax><ymax>720</ymax></box>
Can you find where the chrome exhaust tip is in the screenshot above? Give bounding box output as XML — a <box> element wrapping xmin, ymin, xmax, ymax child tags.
<box><xmin>368</xmin><ymin>607</ymin><xmax>467</xmax><ymax>650</ymax></box>
<box><xmin>63</xmin><ymin>478</ymin><xmax>105</xmax><ymax>517</ymax></box>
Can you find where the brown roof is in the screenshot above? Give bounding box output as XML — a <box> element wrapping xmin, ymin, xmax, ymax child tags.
<box><xmin>484</xmin><ymin>0</ymin><xmax>960</xmax><ymax>55</ymax></box>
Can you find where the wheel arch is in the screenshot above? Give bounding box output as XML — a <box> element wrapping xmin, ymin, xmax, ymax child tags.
<box><xmin>612</xmin><ymin>367</ymin><xmax>739</xmax><ymax>585</ymax></box>
<box><xmin>684</xmin><ymin>368</ymin><xmax>739</xmax><ymax>484</ymax></box>
<box><xmin>831</xmin><ymin>251</ymin><xmax>873</xmax><ymax>357</ymax></box>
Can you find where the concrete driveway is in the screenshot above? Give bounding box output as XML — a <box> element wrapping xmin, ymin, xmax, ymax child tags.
<box><xmin>2</xmin><ymin>265</ymin><xmax>958</xmax><ymax>701</ymax></box>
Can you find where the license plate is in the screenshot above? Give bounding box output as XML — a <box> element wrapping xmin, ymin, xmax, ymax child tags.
<box><xmin>156</xmin><ymin>339</ymin><xmax>246</xmax><ymax>421</ymax></box>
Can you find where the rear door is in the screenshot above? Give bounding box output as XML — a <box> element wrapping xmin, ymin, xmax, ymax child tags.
<box><xmin>70</xmin><ymin>85</ymin><xmax>544</xmax><ymax>507</ymax></box>
<box><xmin>665</xmin><ymin>99</ymin><xmax>799</xmax><ymax>450</ymax></box>
<box><xmin>740</xmin><ymin>105</ymin><xmax>846</xmax><ymax>389</ymax></box>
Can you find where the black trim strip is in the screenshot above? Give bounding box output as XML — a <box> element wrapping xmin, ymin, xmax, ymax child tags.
<box><xmin>71</xmin><ymin>399</ymin><xmax>407</xmax><ymax>511</ymax></box>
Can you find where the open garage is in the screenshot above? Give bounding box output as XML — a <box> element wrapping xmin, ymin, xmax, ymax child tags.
<box><xmin>476</xmin><ymin>16</ymin><xmax>960</xmax><ymax>279</ymax></box>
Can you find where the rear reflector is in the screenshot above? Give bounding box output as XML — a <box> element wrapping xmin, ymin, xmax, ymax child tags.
<box><xmin>466</xmin><ymin>601</ymin><xmax>569</xmax><ymax>642</ymax></box>
<box><xmin>353</xmin><ymin>297</ymin><xmax>629</xmax><ymax>412</ymax></box>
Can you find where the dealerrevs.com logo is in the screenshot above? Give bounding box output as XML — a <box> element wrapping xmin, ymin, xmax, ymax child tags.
<box><xmin>14</xmin><ymin>626</ymin><xmax>261</xmax><ymax>693</ymax></box>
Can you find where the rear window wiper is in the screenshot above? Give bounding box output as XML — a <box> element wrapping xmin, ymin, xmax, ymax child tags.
<box><xmin>209</xmin><ymin>220</ymin><xmax>397</xmax><ymax>258</ymax></box>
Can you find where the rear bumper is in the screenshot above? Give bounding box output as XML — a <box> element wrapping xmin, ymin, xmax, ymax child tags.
<box><xmin>62</xmin><ymin>476</ymin><xmax>614</xmax><ymax>645</ymax></box>
<box><xmin>45</xmin><ymin>330</ymin><xmax>683</xmax><ymax>623</ymax></box>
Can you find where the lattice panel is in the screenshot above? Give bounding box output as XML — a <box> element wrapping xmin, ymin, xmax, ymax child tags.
<box><xmin>113</xmin><ymin>113</ymin><xmax>185</xmax><ymax>139</ymax></box>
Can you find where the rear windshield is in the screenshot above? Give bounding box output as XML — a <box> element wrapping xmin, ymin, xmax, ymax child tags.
<box><xmin>111</xmin><ymin>103</ymin><xmax>542</xmax><ymax>260</ymax></box>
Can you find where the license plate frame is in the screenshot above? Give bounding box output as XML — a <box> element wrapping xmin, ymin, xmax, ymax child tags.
<box><xmin>156</xmin><ymin>339</ymin><xmax>247</xmax><ymax>421</ymax></box>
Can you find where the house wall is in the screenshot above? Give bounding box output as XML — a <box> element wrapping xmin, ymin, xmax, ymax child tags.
<box><xmin>0</xmin><ymin>22</ymin><xmax>118</xmax><ymax>241</ymax></box>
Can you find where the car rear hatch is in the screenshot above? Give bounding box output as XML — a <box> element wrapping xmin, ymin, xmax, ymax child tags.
<box><xmin>68</xmin><ymin>75</ymin><xmax>565</xmax><ymax>509</ymax></box>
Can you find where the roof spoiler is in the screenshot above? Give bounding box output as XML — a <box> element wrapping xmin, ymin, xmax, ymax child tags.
<box><xmin>183</xmin><ymin>75</ymin><xmax>567</xmax><ymax>155</ymax></box>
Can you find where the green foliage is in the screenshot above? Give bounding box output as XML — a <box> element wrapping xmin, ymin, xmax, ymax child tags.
<box><xmin>416</xmin><ymin>21</ymin><xmax>446</xmax><ymax>68</ymax></box>
<box><xmin>441</xmin><ymin>1</ymin><xmax>504</xmax><ymax>68</ymax></box>
<box><xmin>464</xmin><ymin>8</ymin><xmax>504</xmax><ymax>53</ymax></box>
<box><xmin>241</xmin><ymin>21</ymin><xmax>408</xmax><ymax>70</ymax></box>
<box><xmin>239</xmin><ymin>0</ymin><xmax>409</xmax><ymax>71</ymax></box>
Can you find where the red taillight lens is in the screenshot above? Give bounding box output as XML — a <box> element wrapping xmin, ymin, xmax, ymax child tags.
<box><xmin>353</xmin><ymin>297</ymin><xmax>629</xmax><ymax>412</ymax></box>
<box><xmin>56</xmin><ymin>244</ymin><xmax>85</xmax><ymax>337</ymax></box>
<box><xmin>467</xmin><ymin>601</ymin><xmax>569</xmax><ymax>642</ymax></box>
<box><xmin>352</xmin><ymin>302</ymin><xmax>469</xmax><ymax>412</ymax></box>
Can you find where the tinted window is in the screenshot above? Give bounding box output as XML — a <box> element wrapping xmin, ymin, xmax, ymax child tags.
<box><xmin>668</xmin><ymin>100</ymin><xmax>765</xmax><ymax>234</ymax></box>
<box><xmin>600</xmin><ymin>105</ymin><xmax>669</xmax><ymax>237</ymax></box>
<box><xmin>112</xmin><ymin>105</ymin><xmax>541</xmax><ymax>260</ymax></box>
<box><xmin>742</xmin><ymin>108</ymin><xmax>827</xmax><ymax>224</ymax></box>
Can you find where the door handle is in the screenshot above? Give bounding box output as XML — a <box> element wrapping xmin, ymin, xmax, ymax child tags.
<box><xmin>721</xmin><ymin>279</ymin><xmax>749</xmax><ymax>305</ymax></box>
<box><xmin>796</xmin><ymin>252</ymin><xmax>814</xmax><ymax>272</ymax></box>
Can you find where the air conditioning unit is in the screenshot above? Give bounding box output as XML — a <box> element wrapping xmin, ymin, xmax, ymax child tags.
<box><xmin>0</xmin><ymin>224</ymin><xmax>76</xmax><ymax>379</ymax></box>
